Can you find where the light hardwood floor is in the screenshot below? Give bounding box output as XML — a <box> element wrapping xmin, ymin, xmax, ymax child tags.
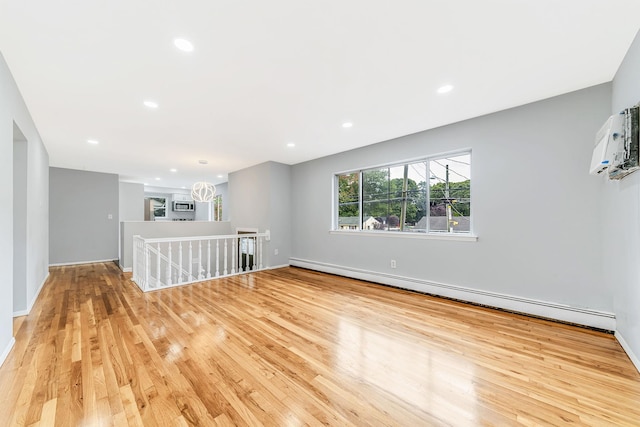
<box><xmin>1</xmin><ymin>262</ymin><xmax>639</xmax><ymax>426</ymax></box>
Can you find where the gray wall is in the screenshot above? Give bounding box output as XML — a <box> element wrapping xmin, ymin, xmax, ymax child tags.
<box><xmin>291</xmin><ymin>84</ymin><xmax>610</xmax><ymax>311</ymax></box>
<box><xmin>608</xmin><ymin>29</ymin><xmax>640</xmax><ymax>366</ymax></box>
<box><xmin>268</xmin><ymin>163</ymin><xmax>292</xmax><ymax>267</ymax></box>
<box><xmin>119</xmin><ymin>182</ymin><xmax>144</xmax><ymax>222</ymax></box>
<box><xmin>229</xmin><ymin>162</ymin><xmax>271</xmax><ymax>231</ymax></box>
<box><xmin>13</xmin><ymin>131</ymin><xmax>27</xmax><ymax>313</ymax></box>
<box><xmin>49</xmin><ymin>167</ymin><xmax>118</xmax><ymax>264</ymax></box>
<box><xmin>0</xmin><ymin>52</ymin><xmax>49</xmax><ymax>364</ymax></box>
<box><xmin>119</xmin><ymin>182</ymin><xmax>144</xmax><ymax>263</ymax></box>
<box><xmin>228</xmin><ymin>161</ymin><xmax>291</xmax><ymax>267</ymax></box>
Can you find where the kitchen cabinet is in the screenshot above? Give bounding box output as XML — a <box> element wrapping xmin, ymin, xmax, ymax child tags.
<box><xmin>172</xmin><ymin>193</ymin><xmax>193</xmax><ymax>202</ymax></box>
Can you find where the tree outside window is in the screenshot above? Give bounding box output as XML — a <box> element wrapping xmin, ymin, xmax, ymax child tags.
<box><xmin>337</xmin><ymin>172</ymin><xmax>360</xmax><ymax>229</ymax></box>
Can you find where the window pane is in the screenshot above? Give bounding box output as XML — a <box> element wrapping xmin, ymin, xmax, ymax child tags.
<box><xmin>337</xmin><ymin>173</ymin><xmax>360</xmax><ymax>230</ymax></box>
<box><xmin>361</xmin><ymin>163</ymin><xmax>429</xmax><ymax>232</ymax></box>
<box><xmin>404</xmin><ymin>161</ymin><xmax>428</xmax><ymax>232</ymax></box>
<box><xmin>429</xmin><ymin>154</ymin><xmax>471</xmax><ymax>232</ymax></box>
<box><xmin>150</xmin><ymin>197</ymin><xmax>166</xmax><ymax>218</ymax></box>
<box><xmin>362</xmin><ymin>166</ymin><xmax>403</xmax><ymax>230</ymax></box>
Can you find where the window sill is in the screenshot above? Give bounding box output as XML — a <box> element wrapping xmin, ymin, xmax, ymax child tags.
<box><xmin>329</xmin><ymin>230</ymin><xmax>478</xmax><ymax>242</ymax></box>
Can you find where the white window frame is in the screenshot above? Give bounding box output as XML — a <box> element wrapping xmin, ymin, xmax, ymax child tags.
<box><xmin>332</xmin><ymin>150</ymin><xmax>476</xmax><ymax>241</ymax></box>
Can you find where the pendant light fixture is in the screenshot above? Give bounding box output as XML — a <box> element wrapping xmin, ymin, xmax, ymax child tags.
<box><xmin>191</xmin><ymin>160</ymin><xmax>216</xmax><ymax>202</ymax></box>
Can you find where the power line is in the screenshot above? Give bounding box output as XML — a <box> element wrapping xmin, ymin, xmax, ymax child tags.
<box><xmin>432</xmin><ymin>160</ymin><xmax>470</xmax><ymax>181</ymax></box>
<box><xmin>409</xmin><ymin>163</ymin><xmax>427</xmax><ymax>181</ymax></box>
<box><xmin>428</xmin><ymin>169</ymin><xmax>469</xmax><ymax>219</ymax></box>
<box><xmin>444</xmin><ymin>157</ymin><xmax>470</xmax><ymax>166</ymax></box>
<box><xmin>429</xmin><ymin>172</ymin><xmax>445</xmax><ymax>183</ymax></box>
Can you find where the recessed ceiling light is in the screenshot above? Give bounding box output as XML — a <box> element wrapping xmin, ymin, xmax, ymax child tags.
<box><xmin>181</xmin><ymin>186</ymin><xmax>186</xmax><ymax>189</ymax></box>
<box><xmin>198</xmin><ymin>159</ymin><xmax>208</xmax><ymax>165</ymax></box>
<box><xmin>170</xmin><ymin>168</ymin><xmax>177</xmax><ymax>172</ymax></box>
<box><xmin>86</xmin><ymin>139</ymin><xmax>99</xmax><ymax>144</ymax></box>
<box><xmin>437</xmin><ymin>84</ymin><xmax>454</xmax><ymax>94</ymax></box>
<box><xmin>287</xmin><ymin>142</ymin><xmax>295</xmax><ymax>148</ymax></box>
<box><xmin>155</xmin><ymin>177</ymin><xmax>161</xmax><ymax>181</ymax></box>
<box><xmin>217</xmin><ymin>174</ymin><xmax>223</xmax><ymax>179</ymax></box>
<box><xmin>144</xmin><ymin>183</ymin><xmax>149</xmax><ymax>186</ymax></box>
<box><xmin>144</xmin><ymin>100</ymin><xmax>159</xmax><ymax>109</ymax></box>
<box><xmin>174</xmin><ymin>38</ymin><xmax>194</xmax><ymax>52</ymax></box>
<box><xmin>342</xmin><ymin>122</ymin><xmax>353</xmax><ymax>128</ymax></box>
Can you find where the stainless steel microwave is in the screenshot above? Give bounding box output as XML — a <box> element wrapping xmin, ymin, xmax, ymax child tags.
<box><xmin>172</xmin><ymin>201</ymin><xmax>194</xmax><ymax>211</ymax></box>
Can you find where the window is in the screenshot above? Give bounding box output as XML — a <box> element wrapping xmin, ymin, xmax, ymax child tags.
<box><xmin>335</xmin><ymin>152</ymin><xmax>471</xmax><ymax>233</ymax></box>
<box><xmin>213</xmin><ymin>195</ymin><xmax>223</xmax><ymax>221</ymax></box>
<box><xmin>147</xmin><ymin>197</ymin><xmax>167</xmax><ymax>219</ymax></box>
<box><xmin>337</xmin><ymin>172</ymin><xmax>360</xmax><ymax>229</ymax></box>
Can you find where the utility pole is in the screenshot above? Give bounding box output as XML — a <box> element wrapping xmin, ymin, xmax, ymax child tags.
<box><xmin>400</xmin><ymin>164</ymin><xmax>409</xmax><ymax>231</ymax></box>
<box><xmin>445</xmin><ymin>165</ymin><xmax>452</xmax><ymax>232</ymax></box>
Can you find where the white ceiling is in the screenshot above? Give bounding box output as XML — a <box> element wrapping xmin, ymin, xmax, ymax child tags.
<box><xmin>1</xmin><ymin>1</ymin><xmax>639</xmax><ymax>189</ymax></box>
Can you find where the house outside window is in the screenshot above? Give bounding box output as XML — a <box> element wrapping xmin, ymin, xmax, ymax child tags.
<box><xmin>335</xmin><ymin>152</ymin><xmax>471</xmax><ymax>233</ymax></box>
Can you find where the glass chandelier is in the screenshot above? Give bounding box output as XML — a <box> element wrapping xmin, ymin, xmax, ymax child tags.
<box><xmin>191</xmin><ymin>159</ymin><xmax>217</xmax><ymax>202</ymax></box>
<box><xmin>191</xmin><ymin>181</ymin><xmax>216</xmax><ymax>202</ymax></box>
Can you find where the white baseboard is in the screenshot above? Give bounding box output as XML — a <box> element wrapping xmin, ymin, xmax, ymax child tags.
<box><xmin>290</xmin><ymin>258</ymin><xmax>616</xmax><ymax>331</ymax></box>
<box><xmin>13</xmin><ymin>272</ymin><xmax>50</xmax><ymax>317</ymax></box>
<box><xmin>49</xmin><ymin>258</ymin><xmax>118</xmax><ymax>267</ymax></box>
<box><xmin>117</xmin><ymin>260</ymin><xmax>132</xmax><ymax>272</ymax></box>
<box><xmin>28</xmin><ymin>272</ymin><xmax>49</xmax><ymax>313</ymax></box>
<box><xmin>615</xmin><ymin>331</ymin><xmax>640</xmax><ymax>374</ymax></box>
<box><xmin>267</xmin><ymin>264</ymin><xmax>290</xmax><ymax>270</ymax></box>
<box><xmin>0</xmin><ymin>337</ymin><xmax>15</xmax><ymax>368</ymax></box>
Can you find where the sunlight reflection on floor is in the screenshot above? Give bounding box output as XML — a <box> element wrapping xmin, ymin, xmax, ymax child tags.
<box><xmin>336</xmin><ymin>318</ymin><xmax>478</xmax><ymax>423</ymax></box>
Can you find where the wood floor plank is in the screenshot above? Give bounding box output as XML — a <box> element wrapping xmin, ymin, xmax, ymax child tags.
<box><xmin>1</xmin><ymin>262</ymin><xmax>639</xmax><ymax>426</ymax></box>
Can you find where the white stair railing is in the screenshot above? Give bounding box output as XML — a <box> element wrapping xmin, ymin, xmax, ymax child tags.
<box><xmin>131</xmin><ymin>232</ymin><xmax>270</xmax><ymax>292</ymax></box>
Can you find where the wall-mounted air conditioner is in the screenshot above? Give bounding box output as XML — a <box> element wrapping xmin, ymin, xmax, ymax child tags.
<box><xmin>590</xmin><ymin>104</ymin><xmax>639</xmax><ymax>180</ymax></box>
<box><xmin>589</xmin><ymin>113</ymin><xmax>623</xmax><ymax>175</ymax></box>
<box><xmin>608</xmin><ymin>105</ymin><xmax>640</xmax><ymax>180</ymax></box>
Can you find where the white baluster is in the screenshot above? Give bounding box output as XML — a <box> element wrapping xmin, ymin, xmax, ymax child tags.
<box><xmin>239</xmin><ymin>237</ymin><xmax>243</xmax><ymax>272</ymax></box>
<box><xmin>188</xmin><ymin>241</ymin><xmax>193</xmax><ymax>281</ymax></box>
<box><xmin>132</xmin><ymin>236</ymin><xmax>138</xmax><ymax>283</ymax></box>
<box><xmin>224</xmin><ymin>238</ymin><xmax>229</xmax><ymax>276</ymax></box>
<box><xmin>207</xmin><ymin>239</ymin><xmax>211</xmax><ymax>279</ymax></box>
<box><xmin>215</xmin><ymin>239</ymin><xmax>220</xmax><ymax>277</ymax></box>
<box><xmin>167</xmin><ymin>243</ymin><xmax>172</xmax><ymax>286</ymax></box>
<box><xmin>252</xmin><ymin>237</ymin><xmax>257</xmax><ymax>271</ymax></box>
<box><xmin>244</xmin><ymin>238</ymin><xmax>248</xmax><ymax>272</ymax></box>
<box><xmin>230</xmin><ymin>238</ymin><xmax>235</xmax><ymax>275</ymax></box>
<box><xmin>178</xmin><ymin>242</ymin><xmax>183</xmax><ymax>283</ymax></box>
<box><xmin>258</xmin><ymin>236</ymin><xmax>263</xmax><ymax>269</ymax></box>
<box><xmin>144</xmin><ymin>244</ymin><xmax>150</xmax><ymax>291</ymax></box>
<box><xmin>156</xmin><ymin>243</ymin><xmax>161</xmax><ymax>288</ymax></box>
<box><xmin>247</xmin><ymin>238</ymin><xmax>251</xmax><ymax>272</ymax></box>
<box><xmin>198</xmin><ymin>240</ymin><xmax>203</xmax><ymax>280</ymax></box>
